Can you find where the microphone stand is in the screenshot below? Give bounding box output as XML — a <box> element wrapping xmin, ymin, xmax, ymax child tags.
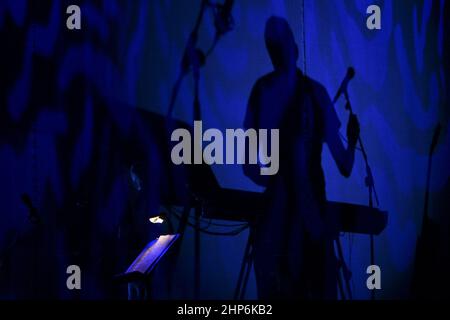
<box><xmin>164</xmin><ymin>0</ymin><xmax>230</xmax><ymax>300</ymax></box>
<box><xmin>164</xmin><ymin>1</ymin><xmax>207</xmax><ymax>301</ymax></box>
<box><xmin>167</xmin><ymin>0</ymin><xmax>208</xmax><ymax>121</ymax></box>
<box><xmin>342</xmin><ymin>89</ymin><xmax>380</xmax><ymax>300</ymax></box>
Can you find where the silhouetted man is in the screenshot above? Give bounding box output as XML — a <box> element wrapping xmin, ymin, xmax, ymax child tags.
<box><xmin>244</xmin><ymin>16</ymin><xmax>360</xmax><ymax>299</ymax></box>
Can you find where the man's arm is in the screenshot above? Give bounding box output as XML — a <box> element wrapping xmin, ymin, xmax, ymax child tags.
<box><xmin>243</xmin><ymin>81</ymin><xmax>270</xmax><ymax>187</ymax></box>
<box><xmin>327</xmin><ymin>113</ymin><xmax>359</xmax><ymax>178</ymax></box>
<box><xmin>313</xmin><ymin>81</ymin><xmax>360</xmax><ymax>178</ymax></box>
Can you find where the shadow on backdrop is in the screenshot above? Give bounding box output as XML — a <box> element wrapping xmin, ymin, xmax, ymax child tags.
<box><xmin>243</xmin><ymin>16</ymin><xmax>360</xmax><ymax>299</ymax></box>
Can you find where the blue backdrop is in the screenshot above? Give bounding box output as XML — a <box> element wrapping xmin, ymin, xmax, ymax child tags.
<box><xmin>0</xmin><ymin>0</ymin><xmax>449</xmax><ymax>299</ymax></box>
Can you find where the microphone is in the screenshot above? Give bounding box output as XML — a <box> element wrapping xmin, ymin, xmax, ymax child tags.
<box><xmin>213</xmin><ymin>0</ymin><xmax>235</xmax><ymax>38</ymax></box>
<box><xmin>333</xmin><ymin>67</ymin><xmax>355</xmax><ymax>104</ymax></box>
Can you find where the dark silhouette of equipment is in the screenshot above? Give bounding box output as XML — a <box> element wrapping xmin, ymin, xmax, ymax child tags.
<box><xmin>411</xmin><ymin>123</ymin><xmax>441</xmax><ymax>298</ymax></box>
<box><xmin>198</xmin><ymin>188</ymin><xmax>388</xmax><ymax>300</ymax></box>
<box><xmin>199</xmin><ymin>189</ymin><xmax>387</xmax><ymax>235</ymax></box>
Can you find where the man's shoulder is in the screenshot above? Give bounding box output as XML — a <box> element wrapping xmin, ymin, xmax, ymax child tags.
<box><xmin>304</xmin><ymin>75</ymin><xmax>328</xmax><ymax>96</ymax></box>
<box><xmin>252</xmin><ymin>70</ymin><xmax>331</xmax><ymax>100</ymax></box>
<box><xmin>253</xmin><ymin>71</ymin><xmax>278</xmax><ymax>87</ymax></box>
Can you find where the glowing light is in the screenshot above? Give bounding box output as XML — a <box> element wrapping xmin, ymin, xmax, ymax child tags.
<box><xmin>149</xmin><ymin>216</ymin><xmax>164</xmax><ymax>224</ymax></box>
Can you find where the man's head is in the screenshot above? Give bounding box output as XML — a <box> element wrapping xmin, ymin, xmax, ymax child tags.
<box><xmin>265</xmin><ymin>16</ymin><xmax>299</xmax><ymax>70</ymax></box>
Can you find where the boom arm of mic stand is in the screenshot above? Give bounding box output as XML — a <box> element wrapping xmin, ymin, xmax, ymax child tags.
<box><xmin>166</xmin><ymin>0</ymin><xmax>209</xmax><ymax>119</ymax></box>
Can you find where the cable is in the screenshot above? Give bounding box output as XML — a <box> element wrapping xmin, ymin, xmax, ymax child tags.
<box><xmin>164</xmin><ymin>206</ymin><xmax>249</xmax><ymax>236</ymax></box>
<box><xmin>165</xmin><ymin>205</ymin><xmax>248</xmax><ymax>228</ymax></box>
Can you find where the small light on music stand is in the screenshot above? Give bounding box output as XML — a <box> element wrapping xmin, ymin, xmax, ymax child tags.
<box><xmin>149</xmin><ymin>214</ymin><xmax>165</xmax><ymax>224</ymax></box>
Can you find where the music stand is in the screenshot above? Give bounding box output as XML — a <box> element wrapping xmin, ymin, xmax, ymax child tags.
<box><xmin>116</xmin><ymin>234</ymin><xmax>179</xmax><ymax>300</ymax></box>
